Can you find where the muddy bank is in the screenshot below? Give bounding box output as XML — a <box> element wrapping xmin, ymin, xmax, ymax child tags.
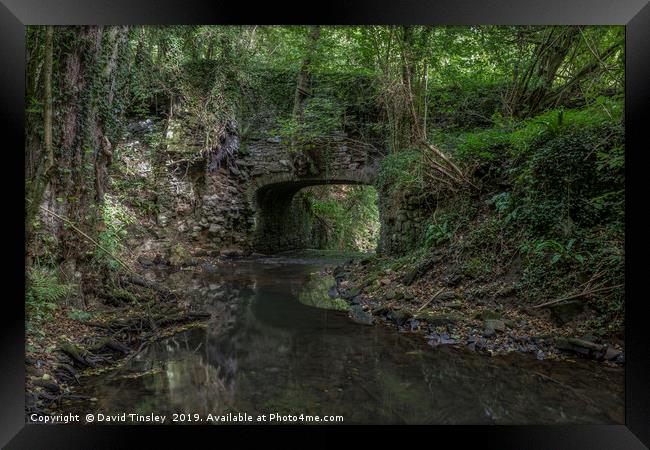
<box><xmin>331</xmin><ymin>258</ymin><xmax>624</xmax><ymax>366</ymax></box>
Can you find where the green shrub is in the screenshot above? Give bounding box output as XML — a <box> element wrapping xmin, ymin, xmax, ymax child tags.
<box><xmin>454</xmin><ymin>100</ymin><xmax>624</xmax><ymax>164</ymax></box>
<box><xmin>423</xmin><ymin>103</ymin><xmax>625</xmax><ymax>330</ymax></box>
<box><xmin>519</xmin><ymin>238</ymin><xmax>586</xmax><ymax>266</ymax></box>
<box><xmin>456</xmin><ymin>128</ymin><xmax>510</xmax><ymax>162</ymax></box>
<box><xmin>426</xmin><ymin>82</ymin><xmax>508</xmax><ymax>131</ymax></box>
<box><xmin>511</xmin><ymin>122</ymin><xmax>624</xmax><ymax>235</ymax></box>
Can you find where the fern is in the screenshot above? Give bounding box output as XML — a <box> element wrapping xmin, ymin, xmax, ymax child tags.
<box><xmin>26</xmin><ymin>266</ymin><xmax>76</xmax><ymax>319</ymax></box>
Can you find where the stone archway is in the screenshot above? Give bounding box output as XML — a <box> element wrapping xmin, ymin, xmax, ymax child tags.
<box><xmin>250</xmin><ymin>175</ymin><xmax>373</xmax><ymax>253</ymax></box>
<box><xmin>193</xmin><ymin>133</ymin><xmax>427</xmax><ymax>256</ymax></box>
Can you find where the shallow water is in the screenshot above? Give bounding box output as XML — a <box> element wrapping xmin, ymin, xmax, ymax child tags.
<box><xmin>59</xmin><ymin>255</ymin><xmax>624</xmax><ymax>424</ymax></box>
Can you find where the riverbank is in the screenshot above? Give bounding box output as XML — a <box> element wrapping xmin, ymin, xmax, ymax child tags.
<box><xmin>331</xmin><ymin>255</ymin><xmax>625</xmax><ymax>366</ymax></box>
<box><xmin>25</xmin><ymin>269</ymin><xmax>211</xmax><ymax>417</ymax></box>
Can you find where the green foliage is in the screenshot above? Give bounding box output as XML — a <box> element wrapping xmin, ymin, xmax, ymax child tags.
<box><xmin>412</xmin><ymin>100</ymin><xmax>624</xmax><ymax>331</ymax></box>
<box><xmin>180</xmin><ymin>59</ymin><xmax>242</xmax><ymax>126</ymax></box>
<box><xmin>510</xmin><ymin>122</ymin><xmax>624</xmax><ymax>235</ymax></box>
<box><xmin>376</xmin><ymin>150</ymin><xmax>424</xmax><ymax>194</ymax></box>
<box><xmin>509</xmin><ymin>100</ymin><xmax>622</xmax><ymax>152</ymax></box>
<box><xmin>519</xmin><ymin>238</ymin><xmax>586</xmax><ymax>266</ymax></box>
<box><xmin>427</xmin><ymin>82</ymin><xmax>508</xmax><ymax>131</ymax></box>
<box><xmin>454</xmin><ymin>100</ymin><xmax>623</xmax><ymax>163</ymax></box>
<box><xmin>273</xmin><ymin>96</ymin><xmax>345</xmax><ymax>150</ymax></box>
<box><xmin>486</xmin><ymin>192</ymin><xmax>511</xmax><ymax>214</ymax></box>
<box><xmin>455</xmin><ymin>127</ymin><xmax>509</xmax><ymax>162</ymax></box>
<box><xmin>304</xmin><ymin>185</ymin><xmax>379</xmax><ymax>252</ymax></box>
<box><xmin>423</xmin><ymin>221</ymin><xmax>452</xmax><ymax>248</ymax></box>
<box><xmin>95</xmin><ymin>194</ymin><xmax>134</xmax><ymax>270</ymax></box>
<box><xmin>251</xmin><ymin>68</ymin><xmax>383</xmax><ymax>153</ymax></box>
<box><xmin>67</xmin><ymin>309</ymin><xmax>93</xmax><ymax>322</ymax></box>
<box><xmin>26</xmin><ymin>267</ymin><xmax>76</xmax><ymax>320</ymax></box>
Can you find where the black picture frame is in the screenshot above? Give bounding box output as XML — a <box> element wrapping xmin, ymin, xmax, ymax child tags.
<box><xmin>1</xmin><ymin>1</ymin><xmax>648</xmax><ymax>448</ymax></box>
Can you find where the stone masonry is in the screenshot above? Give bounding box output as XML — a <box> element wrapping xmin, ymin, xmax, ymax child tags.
<box><xmin>164</xmin><ymin>116</ymin><xmax>428</xmax><ymax>255</ymax></box>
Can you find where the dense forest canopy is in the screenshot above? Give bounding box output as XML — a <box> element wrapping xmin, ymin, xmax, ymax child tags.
<box><xmin>25</xmin><ymin>24</ymin><xmax>624</xmax><ymax>334</ymax></box>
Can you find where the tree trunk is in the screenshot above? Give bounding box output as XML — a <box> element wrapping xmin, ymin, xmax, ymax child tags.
<box><xmin>24</xmin><ymin>25</ymin><xmax>129</xmax><ymax>309</ymax></box>
<box><xmin>25</xmin><ymin>25</ymin><xmax>54</xmax><ymax>248</ymax></box>
<box><xmin>505</xmin><ymin>27</ymin><xmax>579</xmax><ymax>117</ymax></box>
<box><xmin>292</xmin><ymin>25</ymin><xmax>321</xmax><ymax>123</ymax></box>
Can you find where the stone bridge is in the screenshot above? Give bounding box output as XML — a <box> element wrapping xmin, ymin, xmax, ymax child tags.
<box><xmin>158</xmin><ymin>63</ymin><xmax>428</xmax><ymax>255</ymax></box>
<box><xmin>166</xmin><ymin>119</ymin><xmax>427</xmax><ymax>255</ymax></box>
<box><xmin>243</xmin><ymin>134</ymin><xmax>382</xmax><ymax>252</ymax></box>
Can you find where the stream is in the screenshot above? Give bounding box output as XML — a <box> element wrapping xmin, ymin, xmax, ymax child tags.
<box><xmin>58</xmin><ymin>254</ymin><xmax>624</xmax><ymax>424</ymax></box>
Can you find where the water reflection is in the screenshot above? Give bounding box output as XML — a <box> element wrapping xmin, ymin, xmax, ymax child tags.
<box><xmin>60</xmin><ymin>256</ymin><xmax>623</xmax><ymax>424</ymax></box>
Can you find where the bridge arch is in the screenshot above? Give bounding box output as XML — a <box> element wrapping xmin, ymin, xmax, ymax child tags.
<box><xmin>248</xmin><ymin>169</ymin><xmax>377</xmax><ymax>253</ymax></box>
